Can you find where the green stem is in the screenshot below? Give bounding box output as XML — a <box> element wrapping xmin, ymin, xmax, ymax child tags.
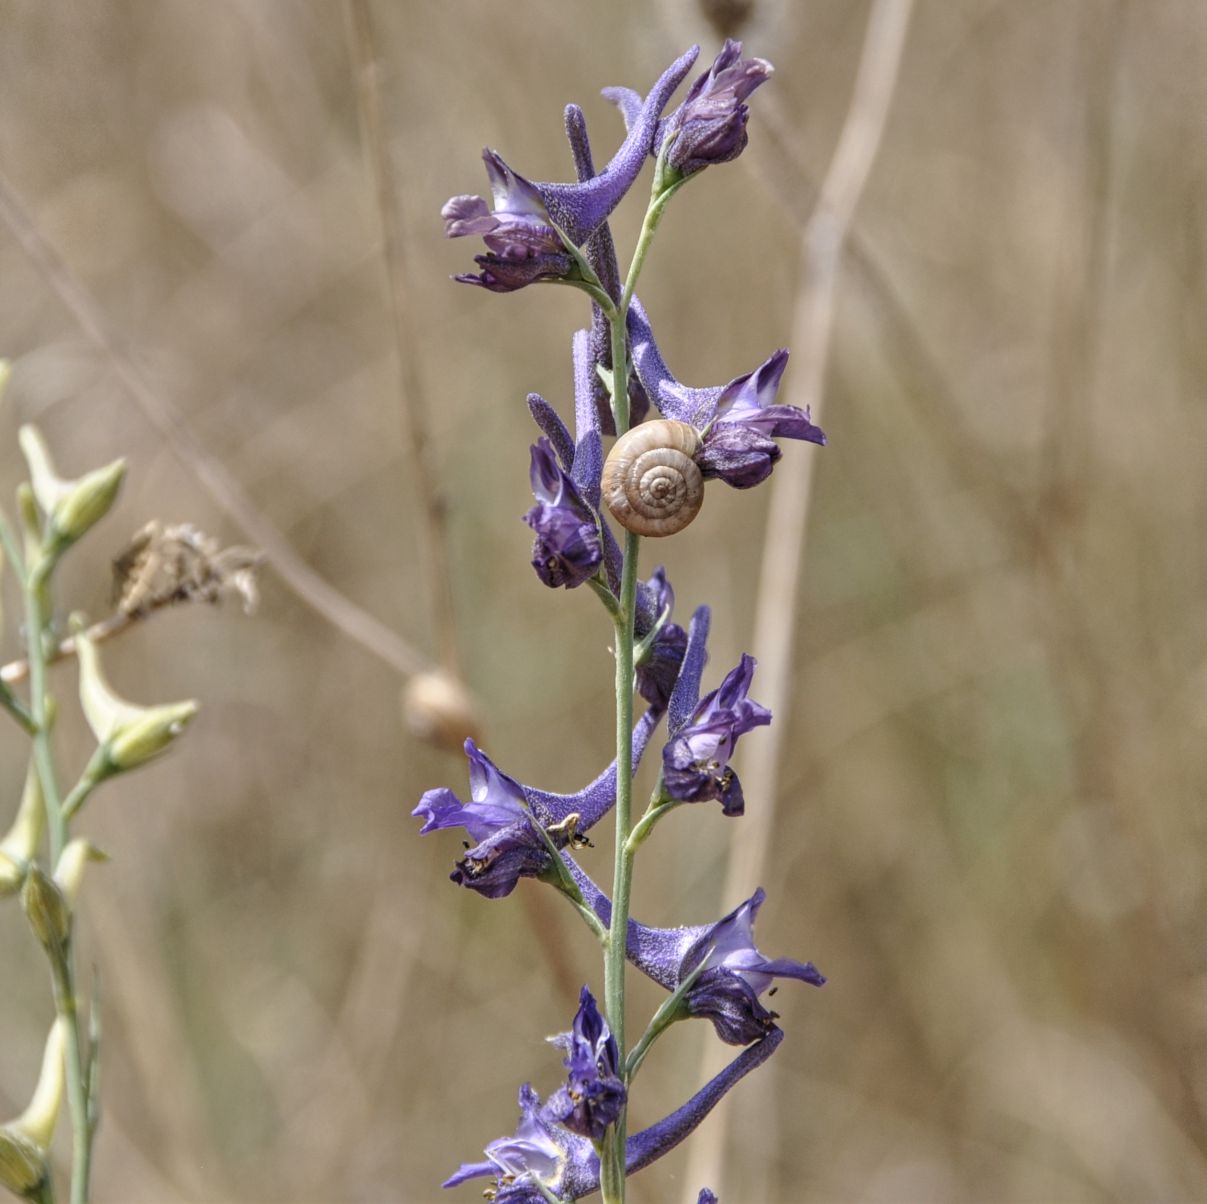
<box><xmin>21</xmin><ymin>551</ymin><xmax>94</xmax><ymax>1204</ymax></box>
<box><xmin>49</xmin><ymin>950</ymin><xmax>92</xmax><ymax>1204</ymax></box>
<box><xmin>597</xmin><ymin>171</ymin><xmax>683</xmax><ymax>1204</ymax></box>
<box><xmin>61</xmin><ymin>750</ymin><xmax>110</xmax><ymax>824</ymax></box>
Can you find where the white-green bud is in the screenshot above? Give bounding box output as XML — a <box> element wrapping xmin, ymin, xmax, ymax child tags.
<box><xmin>17</xmin><ymin>424</ymin><xmax>125</xmax><ymax>548</ymax></box>
<box><xmin>76</xmin><ymin>629</ymin><xmax>198</xmax><ymax>773</ymax></box>
<box><xmin>20</xmin><ymin>866</ymin><xmax>70</xmax><ymax>951</ymax></box>
<box><xmin>0</xmin><ymin>765</ymin><xmax>45</xmax><ymax>899</ymax></box>
<box><xmin>0</xmin><ymin>1128</ymin><xmax>45</xmax><ymax>1197</ymax></box>
<box><xmin>0</xmin><ymin>1019</ymin><xmax>66</xmax><ymax>1196</ymax></box>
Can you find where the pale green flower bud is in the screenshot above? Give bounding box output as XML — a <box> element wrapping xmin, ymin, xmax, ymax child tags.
<box><xmin>0</xmin><ymin>1020</ymin><xmax>66</xmax><ymax>1196</ymax></box>
<box><xmin>20</xmin><ymin>866</ymin><xmax>70</xmax><ymax>951</ymax></box>
<box><xmin>0</xmin><ymin>1129</ymin><xmax>44</xmax><ymax>1197</ymax></box>
<box><xmin>76</xmin><ymin>630</ymin><xmax>198</xmax><ymax>772</ymax></box>
<box><xmin>54</xmin><ymin>840</ymin><xmax>108</xmax><ymax>910</ymax></box>
<box><xmin>18</xmin><ymin>424</ymin><xmax>125</xmax><ymax>549</ymax></box>
<box><xmin>0</xmin><ymin>765</ymin><xmax>45</xmax><ymax>899</ymax></box>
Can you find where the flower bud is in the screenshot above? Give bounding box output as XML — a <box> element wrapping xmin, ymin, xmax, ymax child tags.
<box><xmin>402</xmin><ymin>670</ymin><xmax>480</xmax><ymax>754</ymax></box>
<box><xmin>76</xmin><ymin>629</ymin><xmax>198</xmax><ymax>772</ymax></box>
<box><xmin>0</xmin><ymin>1019</ymin><xmax>66</xmax><ymax>1197</ymax></box>
<box><xmin>18</xmin><ymin>424</ymin><xmax>126</xmax><ymax>548</ymax></box>
<box><xmin>54</xmin><ymin>840</ymin><xmax>108</xmax><ymax>910</ymax></box>
<box><xmin>0</xmin><ymin>1129</ymin><xmax>45</xmax><ymax>1197</ymax></box>
<box><xmin>0</xmin><ymin>765</ymin><xmax>45</xmax><ymax>899</ymax></box>
<box><xmin>21</xmin><ymin>866</ymin><xmax>70</xmax><ymax>951</ymax></box>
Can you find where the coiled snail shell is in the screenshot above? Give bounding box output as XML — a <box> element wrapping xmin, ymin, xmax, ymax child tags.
<box><xmin>602</xmin><ymin>419</ymin><xmax>704</xmax><ymax>538</ymax></box>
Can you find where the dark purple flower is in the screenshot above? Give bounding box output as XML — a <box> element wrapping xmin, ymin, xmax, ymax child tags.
<box><xmin>443</xmin><ymin>1032</ymin><xmax>783</xmax><ymax>1197</ymax></box>
<box><xmin>442</xmin><ymin>49</ymin><xmax>700</xmax><ymax>292</ymax></box>
<box><xmin>698</xmin><ymin>1191</ymin><xmax>718</xmax><ymax>1204</ymax></box>
<box><xmin>663</xmin><ymin>654</ymin><xmax>770</xmax><ymax>816</ymax></box>
<box><xmin>523</xmin><ymin>438</ymin><xmax>603</xmax><ymax>589</ymax></box>
<box><xmin>415</xmin><ymin>710</ymin><xmax>663</xmax><ymax>898</ymax></box>
<box><xmin>564</xmin><ymin>861</ymin><xmax>825</xmax><ymax>1047</ymax></box>
<box><xmin>676</xmin><ymin>888</ymin><xmax>826</xmax><ymax>1044</ymax></box>
<box><xmin>627</xmin><ymin>298</ymin><xmax>825</xmax><ymax>488</ymax></box>
<box><xmin>659</xmin><ymin>40</ymin><xmax>773</xmax><ymax>177</ymax></box>
<box><xmin>544</xmin><ymin>987</ymin><xmax>626</xmax><ymax>1141</ymax></box>
<box><xmin>441</xmin><ymin>152</ymin><xmax>575</xmax><ymax>292</ymax></box>
<box><xmin>634</xmin><ymin>567</ymin><xmax>689</xmax><ymax>710</ymax></box>
<box><xmin>413</xmin><ymin>740</ymin><xmax>550</xmax><ymax>899</ymax></box>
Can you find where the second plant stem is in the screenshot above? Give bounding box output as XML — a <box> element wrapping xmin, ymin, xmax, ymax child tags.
<box><xmin>24</xmin><ymin>553</ymin><xmax>94</xmax><ymax>1204</ymax></box>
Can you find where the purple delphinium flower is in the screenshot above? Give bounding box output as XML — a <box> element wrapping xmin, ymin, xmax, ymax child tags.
<box><xmin>697</xmin><ymin>1191</ymin><xmax>718</xmax><ymax>1204</ymax></box>
<box><xmin>627</xmin><ymin>297</ymin><xmax>825</xmax><ymax>488</ymax></box>
<box><xmin>413</xmin><ymin>740</ymin><xmax>550</xmax><ymax>899</ymax></box>
<box><xmin>443</xmin><ymin>1083</ymin><xmax>586</xmax><ymax>1197</ymax></box>
<box><xmin>663</xmin><ymin>654</ymin><xmax>770</xmax><ymax>816</ymax></box>
<box><xmin>441</xmin><ymin>152</ymin><xmax>576</xmax><ymax>293</ymax></box>
<box><xmin>659</xmin><ymin>40</ymin><xmax>773</xmax><ymax>178</ymax></box>
<box><xmin>415</xmin><ymin>708</ymin><xmax>663</xmax><ymax>898</ymax></box>
<box><xmin>442</xmin><ymin>48</ymin><xmax>700</xmax><ymax>292</ymax></box>
<box><xmin>566</xmin><ymin>860</ymin><xmax>825</xmax><ymax>1047</ymax></box>
<box><xmin>444</xmin><ymin>1029</ymin><xmax>783</xmax><ymax>1198</ymax></box>
<box><xmin>545</xmin><ymin>987</ymin><xmax>626</xmax><ymax>1141</ymax></box>
<box><xmin>523</xmin><ymin>437</ymin><xmax>603</xmax><ymax>589</ymax></box>
<box><xmin>634</xmin><ymin>566</ymin><xmax>690</xmax><ymax>710</ymax></box>
<box><xmin>674</xmin><ymin>887</ymin><xmax>826</xmax><ymax>1045</ymax></box>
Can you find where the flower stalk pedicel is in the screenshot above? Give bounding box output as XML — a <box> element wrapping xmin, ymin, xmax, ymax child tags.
<box><xmin>425</xmin><ymin>41</ymin><xmax>826</xmax><ymax>1202</ymax></box>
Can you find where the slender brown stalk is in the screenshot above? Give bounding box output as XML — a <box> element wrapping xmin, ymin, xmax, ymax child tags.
<box><xmin>343</xmin><ymin>0</ymin><xmax>463</xmax><ymax>675</ymax></box>
<box><xmin>679</xmin><ymin>4</ymin><xmax>915</xmax><ymax>1199</ymax></box>
<box><xmin>0</xmin><ymin>169</ymin><xmax>430</xmax><ymax>680</ymax></box>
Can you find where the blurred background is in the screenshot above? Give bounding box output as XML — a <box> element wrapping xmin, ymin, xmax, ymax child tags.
<box><xmin>1</xmin><ymin>1</ymin><xmax>1205</xmax><ymax>1200</ymax></box>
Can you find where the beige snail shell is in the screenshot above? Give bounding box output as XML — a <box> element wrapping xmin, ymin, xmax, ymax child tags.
<box><xmin>602</xmin><ymin>419</ymin><xmax>704</xmax><ymax>537</ymax></box>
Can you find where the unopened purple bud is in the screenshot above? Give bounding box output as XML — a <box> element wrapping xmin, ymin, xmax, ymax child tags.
<box><xmin>660</xmin><ymin>40</ymin><xmax>773</xmax><ymax>179</ymax></box>
<box><xmin>545</xmin><ymin>987</ymin><xmax>626</xmax><ymax>1141</ymax></box>
<box><xmin>523</xmin><ymin>439</ymin><xmax>603</xmax><ymax>590</ymax></box>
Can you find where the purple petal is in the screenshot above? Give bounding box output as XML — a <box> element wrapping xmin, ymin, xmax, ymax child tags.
<box><xmin>667</xmin><ymin>606</ymin><xmax>712</xmax><ymax>736</ymax></box>
<box><xmin>528</xmin><ymin>393</ymin><xmax>574</xmax><ymax>472</ymax></box>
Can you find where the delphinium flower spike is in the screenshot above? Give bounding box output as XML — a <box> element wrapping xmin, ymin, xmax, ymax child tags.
<box><xmin>428</xmin><ymin>37</ymin><xmax>827</xmax><ymax>1202</ymax></box>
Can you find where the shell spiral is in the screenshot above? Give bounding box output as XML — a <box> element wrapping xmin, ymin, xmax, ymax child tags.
<box><xmin>602</xmin><ymin>419</ymin><xmax>704</xmax><ymax>538</ymax></box>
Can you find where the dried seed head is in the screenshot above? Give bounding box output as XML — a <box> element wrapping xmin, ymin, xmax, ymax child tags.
<box><xmin>112</xmin><ymin>521</ymin><xmax>262</xmax><ymax>617</ymax></box>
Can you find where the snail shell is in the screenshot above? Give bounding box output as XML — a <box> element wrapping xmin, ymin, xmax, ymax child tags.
<box><xmin>602</xmin><ymin>419</ymin><xmax>704</xmax><ymax>537</ymax></box>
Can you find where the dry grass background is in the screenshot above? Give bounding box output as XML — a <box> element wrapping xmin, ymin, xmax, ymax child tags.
<box><xmin>1</xmin><ymin>1</ymin><xmax>1205</xmax><ymax>1201</ymax></box>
